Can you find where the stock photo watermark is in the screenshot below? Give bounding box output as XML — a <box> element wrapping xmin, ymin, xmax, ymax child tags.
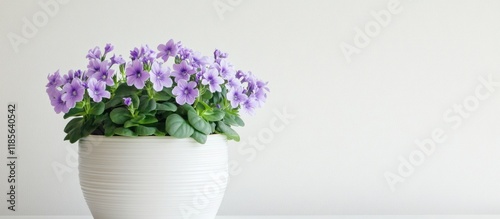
<box><xmin>339</xmin><ymin>0</ymin><xmax>409</xmax><ymax>63</ymax></box>
<box><xmin>384</xmin><ymin>74</ymin><xmax>500</xmax><ymax>192</ymax></box>
<box><xmin>6</xmin><ymin>0</ymin><xmax>70</xmax><ymax>53</ymax></box>
<box><xmin>179</xmin><ymin>106</ymin><xmax>295</xmax><ymax>219</ymax></box>
<box><xmin>213</xmin><ymin>0</ymin><xmax>242</xmax><ymax>21</ymax></box>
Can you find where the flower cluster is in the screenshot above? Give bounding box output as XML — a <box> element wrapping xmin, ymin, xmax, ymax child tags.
<box><xmin>46</xmin><ymin>40</ymin><xmax>269</xmax><ymax>144</ymax></box>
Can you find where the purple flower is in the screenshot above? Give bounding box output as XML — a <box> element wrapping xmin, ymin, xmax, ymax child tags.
<box><xmin>172</xmin><ymin>79</ymin><xmax>199</xmax><ymax>105</ymax></box>
<box><xmin>86</xmin><ymin>46</ymin><xmax>101</xmax><ymax>60</ymax></box>
<box><xmin>235</xmin><ymin>70</ymin><xmax>245</xmax><ymax>79</ymax></box>
<box><xmin>110</xmin><ymin>54</ymin><xmax>125</xmax><ymax>65</ymax></box>
<box><xmin>240</xmin><ymin>98</ymin><xmax>257</xmax><ymax>115</ymax></box>
<box><xmin>49</xmin><ymin>90</ymin><xmax>70</xmax><ymax>114</ymax></box>
<box><xmin>202</xmin><ymin>68</ymin><xmax>224</xmax><ymax>93</ymax></box>
<box><xmin>150</xmin><ymin>62</ymin><xmax>173</xmax><ymax>91</ymax></box>
<box><xmin>123</xmin><ymin>97</ymin><xmax>132</xmax><ymax>106</ymax></box>
<box><xmin>87</xmin><ymin>78</ymin><xmax>110</xmax><ymax>102</ymax></box>
<box><xmin>172</xmin><ymin>60</ymin><xmax>195</xmax><ymax>82</ymax></box>
<box><xmin>46</xmin><ymin>70</ymin><xmax>64</xmax><ymax>89</ymax></box>
<box><xmin>227</xmin><ymin>88</ymin><xmax>248</xmax><ymax>108</ymax></box>
<box><xmin>91</xmin><ymin>60</ymin><xmax>115</xmax><ymax>86</ymax></box>
<box><xmin>226</xmin><ymin>77</ymin><xmax>242</xmax><ymax>90</ymax></box>
<box><xmin>177</xmin><ymin>44</ymin><xmax>193</xmax><ymax>60</ymax></box>
<box><xmin>74</xmin><ymin>70</ymin><xmax>83</xmax><ymax>79</ymax></box>
<box><xmin>191</xmin><ymin>51</ymin><xmax>212</xmax><ymax>68</ymax></box>
<box><xmin>61</xmin><ymin>78</ymin><xmax>85</xmax><ymax>108</ymax></box>
<box><xmin>86</xmin><ymin>59</ymin><xmax>102</xmax><ymax>77</ymax></box>
<box><xmin>157</xmin><ymin>39</ymin><xmax>178</xmax><ymax>62</ymax></box>
<box><xmin>126</xmin><ymin>60</ymin><xmax>150</xmax><ymax>89</ymax></box>
<box><xmin>104</xmin><ymin>43</ymin><xmax>114</xmax><ymax>54</ymax></box>
<box><xmin>216</xmin><ymin>59</ymin><xmax>235</xmax><ymax>80</ymax></box>
<box><xmin>63</xmin><ymin>70</ymin><xmax>75</xmax><ymax>83</ymax></box>
<box><xmin>130</xmin><ymin>45</ymin><xmax>156</xmax><ymax>64</ymax></box>
<box><xmin>253</xmin><ymin>89</ymin><xmax>267</xmax><ymax>107</ymax></box>
<box><xmin>214</xmin><ymin>49</ymin><xmax>228</xmax><ymax>61</ymax></box>
<box><xmin>242</xmin><ymin>71</ymin><xmax>257</xmax><ymax>93</ymax></box>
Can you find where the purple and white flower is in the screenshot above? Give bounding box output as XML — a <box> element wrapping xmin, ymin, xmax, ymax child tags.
<box><xmin>202</xmin><ymin>68</ymin><xmax>224</xmax><ymax>93</ymax></box>
<box><xmin>123</xmin><ymin>97</ymin><xmax>132</xmax><ymax>106</ymax></box>
<box><xmin>86</xmin><ymin>46</ymin><xmax>101</xmax><ymax>60</ymax></box>
<box><xmin>150</xmin><ymin>62</ymin><xmax>173</xmax><ymax>91</ymax></box>
<box><xmin>61</xmin><ymin>78</ymin><xmax>85</xmax><ymax>108</ymax></box>
<box><xmin>157</xmin><ymin>39</ymin><xmax>178</xmax><ymax>62</ymax></box>
<box><xmin>172</xmin><ymin>79</ymin><xmax>199</xmax><ymax>105</ymax></box>
<box><xmin>126</xmin><ymin>60</ymin><xmax>150</xmax><ymax>89</ymax></box>
<box><xmin>46</xmin><ymin>70</ymin><xmax>64</xmax><ymax>90</ymax></box>
<box><xmin>87</xmin><ymin>78</ymin><xmax>110</xmax><ymax>103</ymax></box>
<box><xmin>216</xmin><ymin>59</ymin><xmax>235</xmax><ymax>80</ymax></box>
<box><xmin>172</xmin><ymin>60</ymin><xmax>195</xmax><ymax>82</ymax></box>
<box><xmin>227</xmin><ymin>88</ymin><xmax>248</xmax><ymax>108</ymax></box>
<box><xmin>49</xmin><ymin>90</ymin><xmax>70</xmax><ymax>114</ymax></box>
<box><xmin>91</xmin><ymin>60</ymin><xmax>115</xmax><ymax>86</ymax></box>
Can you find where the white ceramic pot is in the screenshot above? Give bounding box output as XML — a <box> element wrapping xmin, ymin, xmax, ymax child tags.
<box><xmin>78</xmin><ymin>135</ymin><xmax>228</xmax><ymax>219</ymax></box>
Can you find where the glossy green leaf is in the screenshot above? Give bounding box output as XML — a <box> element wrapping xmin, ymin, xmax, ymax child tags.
<box><xmin>139</xmin><ymin>115</ymin><xmax>158</xmax><ymax>124</ymax></box>
<box><xmin>135</xmin><ymin>125</ymin><xmax>156</xmax><ymax>136</ymax></box>
<box><xmin>114</xmin><ymin>127</ymin><xmax>137</xmax><ymax>137</ymax></box>
<box><xmin>89</xmin><ymin>102</ymin><xmax>105</xmax><ymax>115</ymax></box>
<box><xmin>63</xmin><ymin>107</ymin><xmax>85</xmax><ymax>119</ymax></box>
<box><xmin>202</xmin><ymin>108</ymin><xmax>225</xmax><ymax>121</ymax></box>
<box><xmin>191</xmin><ymin>130</ymin><xmax>207</xmax><ymax>144</ymax></box>
<box><xmin>114</xmin><ymin>83</ymin><xmax>137</xmax><ymax>97</ymax></box>
<box><xmin>154</xmin><ymin>91</ymin><xmax>171</xmax><ymax>101</ymax></box>
<box><xmin>217</xmin><ymin>121</ymin><xmax>240</xmax><ymax>141</ymax></box>
<box><xmin>165</xmin><ymin>114</ymin><xmax>194</xmax><ymax>138</ymax></box>
<box><xmin>64</xmin><ymin>117</ymin><xmax>83</xmax><ymax>133</ymax></box>
<box><xmin>188</xmin><ymin>110</ymin><xmax>211</xmax><ymax>135</ymax></box>
<box><xmin>139</xmin><ymin>96</ymin><xmax>156</xmax><ymax>113</ymax></box>
<box><xmin>156</xmin><ymin>102</ymin><xmax>177</xmax><ymax>112</ymax></box>
<box><xmin>110</xmin><ymin>107</ymin><xmax>131</xmax><ymax>124</ymax></box>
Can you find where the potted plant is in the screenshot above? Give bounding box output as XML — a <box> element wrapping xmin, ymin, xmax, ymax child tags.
<box><xmin>45</xmin><ymin>40</ymin><xmax>269</xmax><ymax>219</ymax></box>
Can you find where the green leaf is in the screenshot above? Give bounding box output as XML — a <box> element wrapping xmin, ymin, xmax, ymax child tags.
<box><xmin>202</xmin><ymin>108</ymin><xmax>225</xmax><ymax>121</ymax></box>
<box><xmin>156</xmin><ymin>102</ymin><xmax>177</xmax><ymax>112</ymax></box>
<box><xmin>63</xmin><ymin>107</ymin><xmax>85</xmax><ymax>119</ymax></box>
<box><xmin>154</xmin><ymin>129</ymin><xmax>166</xmax><ymax>136</ymax></box>
<box><xmin>124</xmin><ymin>120</ymin><xmax>139</xmax><ymax>128</ymax></box>
<box><xmin>110</xmin><ymin>107</ymin><xmax>131</xmax><ymax>124</ymax></box>
<box><xmin>114</xmin><ymin>127</ymin><xmax>137</xmax><ymax>137</ymax></box>
<box><xmin>188</xmin><ymin>110</ymin><xmax>211</xmax><ymax>135</ymax></box>
<box><xmin>139</xmin><ymin>96</ymin><xmax>156</xmax><ymax>113</ymax></box>
<box><xmin>81</xmin><ymin>117</ymin><xmax>96</xmax><ymax>137</ymax></box>
<box><xmin>234</xmin><ymin>115</ymin><xmax>245</xmax><ymax>127</ymax></box>
<box><xmin>105</xmin><ymin>95</ymin><xmax>123</xmax><ymax>109</ymax></box>
<box><xmin>210</xmin><ymin>122</ymin><xmax>216</xmax><ymax>133</ymax></box>
<box><xmin>139</xmin><ymin>115</ymin><xmax>158</xmax><ymax>125</ymax></box>
<box><xmin>223</xmin><ymin>113</ymin><xmax>245</xmax><ymax>127</ymax></box>
<box><xmin>154</xmin><ymin>91</ymin><xmax>171</xmax><ymax>101</ymax></box>
<box><xmin>64</xmin><ymin>117</ymin><xmax>83</xmax><ymax>133</ymax></box>
<box><xmin>217</xmin><ymin>121</ymin><xmax>240</xmax><ymax>141</ymax></box>
<box><xmin>93</xmin><ymin>113</ymin><xmax>108</xmax><ymax>126</ymax></box>
<box><xmin>191</xmin><ymin>130</ymin><xmax>207</xmax><ymax>144</ymax></box>
<box><xmin>64</xmin><ymin>128</ymin><xmax>82</xmax><ymax>144</ymax></box>
<box><xmin>103</xmin><ymin>120</ymin><xmax>116</xmax><ymax>137</ymax></box>
<box><xmin>182</xmin><ymin>104</ymin><xmax>195</xmax><ymax>112</ymax></box>
<box><xmin>201</xmin><ymin>91</ymin><xmax>213</xmax><ymax>100</ymax></box>
<box><xmin>165</xmin><ymin>114</ymin><xmax>194</xmax><ymax>138</ymax></box>
<box><xmin>114</xmin><ymin>83</ymin><xmax>137</xmax><ymax>97</ymax></box>
<box><xmin>89</xmin><ymin>102</ymin><xmax>105</xmax><ymax>115</ymax></box>
<box><xmin>131</xmin><ymin>93</ymin><xmax>140</xmax><ymax>109</ymax></box>
<box><xmin>135</xmin><ymin>125</ymin><xmax>156</xmax><ymax>136</ymax></box>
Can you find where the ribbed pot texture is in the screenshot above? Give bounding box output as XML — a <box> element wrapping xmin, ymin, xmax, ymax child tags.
<box><xmin>78</xmin><ymin>135</ymin><xmax>228</xmax><ymax>219</ymax></box>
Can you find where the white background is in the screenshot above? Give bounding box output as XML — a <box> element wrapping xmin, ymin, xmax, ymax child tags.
<box><xmin>1</xmin><ymin>0</ymin><xmax>500</xmax><ymax>216</ymax></box>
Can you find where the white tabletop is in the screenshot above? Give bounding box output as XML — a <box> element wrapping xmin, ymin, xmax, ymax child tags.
<box><xmin>0</xmin><ymin>216</ymin><xmax>499</xmax><ymax>219</ymax></box>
